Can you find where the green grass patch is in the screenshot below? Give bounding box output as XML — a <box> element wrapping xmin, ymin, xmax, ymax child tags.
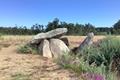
<box><xmin>56</xmin><ymin>54</ymin><xmax>117</xmax><ymax>80</ymax></box>
<box><xmin>11</xmin><ymin>73</ymin><xmax>30</xmax><ymax>80</ymax></box>
<box><xmin>56</xmin><ymin>36</ymin><xmax>120</xmax><ymax>80</ymax></box>
<box><xmin>17</xmin><ymin>44</ymin><xmax>38</xmax><ymax>54</ymax></box>
<box><xmin>81</xmin><ymin>36</ymin><xmax>120</xmax><ymax>70</ymax></box>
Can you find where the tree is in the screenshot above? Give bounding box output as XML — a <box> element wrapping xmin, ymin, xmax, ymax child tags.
<box><xmin>1</xmin><ymin>18</ymin><xmax>120</xmax><ymax>35</ymax></box>
<box><xmin>114</xmin><ymin>20</ymin><xmax>120</xmax><ymax>29</ymax></box>
<box><xmin>83</xmin><ymin>23</ymin><xmax>95</xmax><ymax>35</ymax></box>
<box><xmin>113</xmin><ymin>20</ymin><xmax>120</xmax><ymax>34</ymax></box>
<box><xmin>46</xmin><ymin>18</ymin><xmax>60</xmax><ymax>31</ymax></box>
<box><xmin>31</xmin><ymin>24</ymin><xmax>44</xmax><ymax>34</ymax></box>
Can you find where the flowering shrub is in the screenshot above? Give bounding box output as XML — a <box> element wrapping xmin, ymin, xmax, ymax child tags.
<box><xmin>56</xmin><ymin>36</ymin><xmax>120</xmax><ymax>80</ymax></box>
<box><xmin>82</xmin><ymin>73</ymin><xmax>104</xmax><ymax>80</ymax></box>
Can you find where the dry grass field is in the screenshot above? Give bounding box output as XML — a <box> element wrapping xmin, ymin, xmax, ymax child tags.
<box><xmin>0</xmin><ymin>35</ymin><xmax>119</xmax><ymax>80</ymax></box>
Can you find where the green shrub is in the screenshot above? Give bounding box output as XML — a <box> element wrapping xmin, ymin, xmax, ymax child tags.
<box><xmin>11</xmin><ymin>73</ymin><xmax>30</xmax><ymax>80</ymax></box>
<box><xmin>56</xmin><ymin>36</ymin><xmax>120</xmax><ymax>80</ymax></box>
<box><xmin>17</xmin><ymin>44</ymin><xmax>38</xmax><ymax>54</ymax></box>
<box><xmin>0</xmin><ymin>33</ymin><xmax>2</xmax><ymax>37</ymax></box>
<box><xmin>0</xmin><ymin>34</ymin><xmax>4</xmax><ymax>41</ymax></box>
<box><xmin>81</xmin><ymin>36</ymin><xmax>120</xmax><ymax>70</ymax></box>
<box><xmin>0</xmin><ymin>33</ymin><xmax>3</xmax><ymax>40</ymax></box>
<box><xmin>99</xmin><ymin>37</ymin><xmax>120</xmax><ymax>64</ymax></box>
<box><xmin>56</xmin><ymin>54</ymin><xmax>117</xmax><ymax>80</ymax></box>
<box><xmin>95</xmin><ymin>32</ymin><xmax>108</xmax><ymax>35</ymax></box>
<box><xmin>57</xmin><ymin>54</ymin><xmax>101</xmax><ymax>73</ymax></box>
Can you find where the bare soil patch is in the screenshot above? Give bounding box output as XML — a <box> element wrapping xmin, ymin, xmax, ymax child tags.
<box><xmin>0</xmin><ymin>44</ymin><xmax>80</xmax><ymax>80</ymax></box>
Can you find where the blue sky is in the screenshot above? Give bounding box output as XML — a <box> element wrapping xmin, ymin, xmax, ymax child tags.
<box><xmin>0</xmin><ymin>0</ymin><xmax>120</xmax><ymax>27</ymax></box>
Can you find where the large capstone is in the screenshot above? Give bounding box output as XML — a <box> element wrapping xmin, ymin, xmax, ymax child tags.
<box><xmin>50</xmin><ymin>39</ymin><xmax>70</xmax><ymax>58</ymax></box>
<box><xmin>30</xmin><ymin>28</ymin><xmax>68</xmax><ymax>44</ymax></box>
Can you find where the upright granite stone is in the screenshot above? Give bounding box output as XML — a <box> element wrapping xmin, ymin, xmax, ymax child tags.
<box><xmin>50</xmin><ymin>39</ymin><xmax>70</xmax><ymax>58</ymax></box>
<box><xmin>30</xmin><ymin>28</ymin><xmax>68</xmax><ymax>44</ymax></box>
<box><xmin>76</xmin><ymin>32</ymin><xmax>94</xmax><ymax>54</ymax></box>
<box><xmin>38</xmin><ymin>39</ymin><xmax>52</xmax><ymax>58</ymax></box>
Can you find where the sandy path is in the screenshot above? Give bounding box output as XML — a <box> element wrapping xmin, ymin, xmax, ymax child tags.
<box><xmin>0</xmin><ymin>45</ymin><xmax>80</xmax><ymax>80</ymax></box>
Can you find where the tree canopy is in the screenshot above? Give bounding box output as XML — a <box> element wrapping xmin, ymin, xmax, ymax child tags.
<box><xmin>0</xmin><ymin>18</ymin><xmax>120</xmax><ymax>35</ymax></box>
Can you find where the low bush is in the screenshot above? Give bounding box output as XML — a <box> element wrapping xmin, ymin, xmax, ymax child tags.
<box><xmin>0</xmin><ymin>33</ymin><xmax>5</xmax><ymax>40</ymax></box>
<box><xmin>81</xmin><ymin>36</ymin><xmax>120</xmax><ymax>71</ymax></box>
<box><xmin>56</xmin><ymin>36</ymin><xmax>120</xmax><ymax>80</ymax></box>
<box><xmin>0</xmin><ymin>33</ymin><xmax>2</xmax><ymax>37</ymax></box>
<box><xmin>17</xmin><ymin>44</ymin><xmax>38</xmax><ymax>54</ymax></box>
<box><xmin>11</xmin><ymin>73</ymin><xmax>30</xmax><ymax>80</ymax></box>
<box><xmin>56</xmin><ymin>54</ymin><xmax>117</xmax><ymax>80</ymax></box>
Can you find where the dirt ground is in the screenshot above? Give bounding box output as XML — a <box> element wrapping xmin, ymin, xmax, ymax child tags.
<box><xmin>0</xmin><ymin>35</ymin><xmax>106</xmax><ymax>80</ymax></box>
<box><xmin>0</xmin><ymin>45</ymin><xmax>82</xmax><ymax>80</ymax></box>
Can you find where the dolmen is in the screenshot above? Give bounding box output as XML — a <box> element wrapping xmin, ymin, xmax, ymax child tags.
<box><xmin>29</xmin><ymin>27</ymin><xmax>94</xmax><ymax>58</ymax></box>
<box><xmin>29</xmin><ymin>28</ymin><xmax>70</xmax><ymax>58</ymax></box>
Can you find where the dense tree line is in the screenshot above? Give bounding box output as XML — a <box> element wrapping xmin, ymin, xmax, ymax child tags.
<box><xmin>0</xmin><ymin>18</ymin><xmax>120</xmax><ymax>35</ymax></box>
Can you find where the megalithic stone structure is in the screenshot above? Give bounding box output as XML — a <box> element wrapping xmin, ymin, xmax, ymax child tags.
<box><xmin>29</xmin><ymin>28</ymin><xmax>69</xmax><ymax>58</ymax></box>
